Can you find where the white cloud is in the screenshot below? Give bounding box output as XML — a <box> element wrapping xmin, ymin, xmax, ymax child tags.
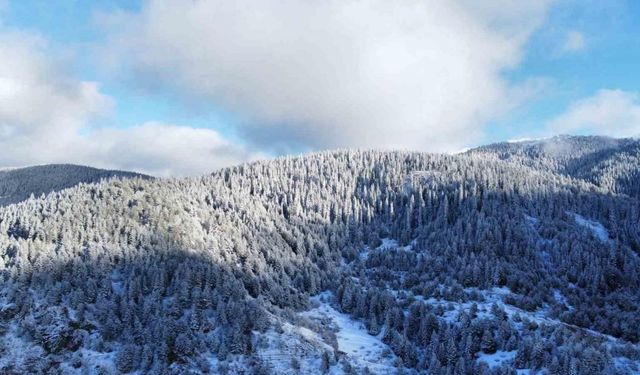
<box><xmin>101</xmin><ymin>0</ymin><xmax>554</xmax><ymax>153</ymax></box>
<box><xmin>559</xmin><ymin>30</ymin><xmax>586</xmax><ymax>54</ymax></box>
<box><xmin>0</xmin><ymin>30</ymin><xmax>257</xmax><ymax>177</ymax></box>
<box><xmin>547</xmin><ymin>89</ymin><xmax>640</xmax><ymax>138</ymax></box>
<box><xmin>81</xmin><ymin>123</ymin><xmax>263</xmax><ymax>177</ymax></box>
<box><xmin>0</xmin><ymin>31</ymin><xmax>110</xmax><ymax>162</ymax></box>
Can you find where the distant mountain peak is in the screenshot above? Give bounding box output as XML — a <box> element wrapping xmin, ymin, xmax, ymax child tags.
<box><xmin>466</xmin><ymin>135</ymin><xmax>640</xmax><ymax>198</ymax></box>
<box><xmin>0</xmin><ymin>164</ymin><xmax>150</xmax><ymax>206</ymax></box>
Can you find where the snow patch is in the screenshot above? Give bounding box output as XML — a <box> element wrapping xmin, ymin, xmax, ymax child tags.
<box><xmin>477</xmin><ymin>350</ymin><xmax>516</xmax><ymax>368</ymax></box>
<box><xmin>78</xmin><ymin>349</ymin><xmax>117</xmax><ymax>374</ymax></box>
<box><xmin>378</xmin><ymin>238</ymin><xmax>398</xmax><ymax>249</ymax></box>
<box><xmin>301</xmin><ymin>292</ymin><xmax>398</xmax><ymax>374</ymax></box>
<box><xmin>255</xmin><ymin>321</ymin><xmax>333</xmax><ymax>374</ymax></box>
<box><xmin>359</xmin><ymin>237</ymin><xmax>415</xmax><ymax>261</ymax></box>
<box><xmin>516</xmin><ymin>370</ymin><xmax>542</xmax><ymax>375</ymax></box>
<box><xmin>0</xmin><ymin>323</ymin><xmax>43</xmax><ymax>372</ymax></box>
<box><xmin>613</xmin><ymin>357</ymin><xmax>640</xmax><ymax>374</ymax></box>
<box><xmin>524</xmin><ymin>214</ymin><xmax>539</xmax><ymax>226</ymax></box>
<box><xmin>567</xmin><ymin>212</ymin><xmax>610</xmax><ymax>243</ymax></box>
<box><xmin>378</xmin><ymin>237</ymin><xmax>415</xmax><ymax>252</ymax></box>
<box><xmin>553</xmin><ymin>290</ymin><xmax>573</xmax><ymax>311</ymax></box>
<box><xmin>415</xmin><ymin>287</ymin><xmax>625</xmax><ymax>346</ymax></box>
<box><xmin>110</xmin><ymin>269</ymin><xmax>124</xmax><ymax>296</ymax></box>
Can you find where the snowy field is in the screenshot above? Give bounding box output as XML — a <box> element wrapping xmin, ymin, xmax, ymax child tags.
<box><xmin>300</xmin><ymin>292</ymin><xmax>400</xmax><ymax>374</ymax></box>
<box><xmin>254</xmin><ymin>320</ymin><xmax>333</xmax><ymax>375</ymax></box>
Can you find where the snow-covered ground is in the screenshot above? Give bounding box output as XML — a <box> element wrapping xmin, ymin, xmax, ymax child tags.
<box><xmin>526</xmin><ymin>212</ymin><xmax>612</xmax><ymax>245</ymax></box>
<box><xmin>552</xmin><ymin>290</ymin><xmax>573</xmax><ymax>311</ymax></box>
<box><xmin>0</xmin><ymin>323</ymin><xmax>42</xmax><ymax>372</ymax></box>
<box><xmin>516</xmin><ymin>370</ymin><xmax>543</xmax><ymax>375</ymax></box>
<box><xmin>255</xmin><ymin>320</ymin><xmax>333</xmax><ymax>375</ymax></box>
<box><xmin>74</xmin><ymin>349</ymin><xmax>117</xmax><ymax>374</ymax></box>
<box><xmin>300</xmin><ymin>292</ymin><xmax>399</xmax><ymax>374</ymax></box>
<box><xmin>567</xmin><ymin>211</ymin><xmax>610</xmax><ymax>243</ymax></box>
<box><xmin>418</xmin><ymin>286</ymin><xmax>623</xmax><ymax>344</ymax></box>
<box><xmin>378</xmin><ymin>237</ymin><xmax>399</xmax><ymax>249</ymax></box>
<box><xmin>418</xmin><ymin>287</ymin><xmax>532</xmax><ymax>324</ymax></box>
<box><xmin>359</xmin><ymin>237</ymin><xmax>415</xmax><ymax>261</ymax></box>
<box><xmin>524</xmin><ymin>214</ymin><xmax>539</xmax><ymax>226</ymax></box>
<box><xmin>477</xmin><ymin>350</ymin><xmax>516</xmax><ymax>368</ymax></box>
<box><xmin>110</xmin><ymin>269</ymin><xmax>124</xmax><ymax>296</ymax></box>
<box><xmin>613</xmin><ymin>357</ymin><xmax>640</xmax><ymax>374</ymax></box>
<box><xmin>411</xmin><ymin>285</ymin><xmax>640</xmax><ymax>374</ymax></box>
<box><xmin>523</xmin><ymin>214</ymin><xmax>553</xmax><ymax>248</ymax></box>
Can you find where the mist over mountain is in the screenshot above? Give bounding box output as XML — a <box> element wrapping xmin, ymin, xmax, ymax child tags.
<box><xmin>0</xmin><ymin>136</ymin><xmax>639</xmax><ymax>374</ymax></box>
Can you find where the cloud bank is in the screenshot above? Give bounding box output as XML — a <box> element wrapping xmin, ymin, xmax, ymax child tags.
<box><xmin>21</xmin><ymin>1</ymin><xmax>639</xmax><ymax>176</ymax></box>
<box><xmin>0</xmin><ymin>29</ymin><xmax>258</xmax><ymax>177</ymax></box>
<box><xmin>103</xmin><ymin>0</ymin><xmax>553</xmax><ymax>153</ymax></box>
<box><xmin>84</xmin><ymin>123</ymin><xmax>262</xmax><ymax>177</ymax></box>
<box><xmin>6</xmin><ymin>1</ymin><xmax>640</xmax><ymax>176</ymax></box>
<box><xmin>547</xmin><ymin>89</ymin><xmax>640</xmax><ymax>138</ymax></box>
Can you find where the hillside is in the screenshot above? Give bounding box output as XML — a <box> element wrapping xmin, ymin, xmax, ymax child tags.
<box><xmin>0</xmin><ymin>139</ymin><xmax>639</xmax><ymax>374</ymax></box>
<box><xmin>468</xmin><ymin>135</ymin><xmax>640</xmax><ymax>198</ymax></box>
<box><xmin>0</xmin><ymin>164</ymin><xmax>150</xmax><ymax>206</ymax></box>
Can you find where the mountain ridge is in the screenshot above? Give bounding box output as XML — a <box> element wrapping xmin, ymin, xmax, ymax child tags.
<box><xmin>467</xmin><ymin>135</ymin><xmax>640</xmax><ymax>198</ymax></box>
<box><xmin>0</xmin><ymin>137</ymin><xmax>639</xmax><ymax>374</ymax></box>
<box><xmin>0</xmin><ymin>163</ymin><xmax>150</xmax><ymax>206</ymax></box>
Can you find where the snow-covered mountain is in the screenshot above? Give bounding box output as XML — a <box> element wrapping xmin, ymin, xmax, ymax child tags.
<box><xmin>0</xmin><ymin>137</ymin><xmax>639</xmax><ymax>374</ymax></box>
<box><xmin>0</xmin><ymin>164</ymin><xmax>149</xmax><ymax>206</ymax></box>
<box><xmin>469</xmin><ymin>135</ymin><xmax>640</xmax><ymax>198</ymax></box>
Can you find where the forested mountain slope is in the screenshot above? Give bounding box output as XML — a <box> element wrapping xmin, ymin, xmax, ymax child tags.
<box><xmin>0</xmin><ymin>164</ymin><xmax>149</xmax><ymax>206</ymax></box>
<box><xmin>469</xmin><ymin>135</ymin><xmax>640</xmax><ymax>198</ymax></box>
<box><xmin>0</xmin><ymin>138</ymin><xmax>639</xmax><ymax>374</ymax></box>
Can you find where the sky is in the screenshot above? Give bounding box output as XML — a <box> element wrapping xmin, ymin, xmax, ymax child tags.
<box><xmin>0</xmin><ymin>0</ymin><xmax>639</xmax><ymax>176</ymax></box>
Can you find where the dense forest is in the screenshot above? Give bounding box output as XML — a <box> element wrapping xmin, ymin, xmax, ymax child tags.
<box><xmin>0</xmin><ymin>135</ymin><xmax>639</xmax><ymax>374</ymax></box>
<box><xmin>0</xmin><ymin>164</ymin><xmax>148</xmax><ymax>206</ymax></box>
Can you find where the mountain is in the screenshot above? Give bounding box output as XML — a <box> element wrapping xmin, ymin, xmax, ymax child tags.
<box><xmin>0</xmin><ymin>137</ymin><xmax>639</xmax><ymax>374</ymax></box>
<box><xmin>468</xmin><ymin>135</ymin><xmax>640</xmax><ymax>198</ymax></box>
<box><xmin>0</xmin><ymin>164</ymin><xmax>150</xmax><ymax>206</ymax></box>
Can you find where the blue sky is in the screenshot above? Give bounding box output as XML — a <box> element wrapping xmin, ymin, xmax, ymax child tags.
<box><xmin>1</xmin><ymin>0</ymin><xmax>639</xmax><ymax>175</ymax></box>
<box><xmin>2</xmin><ymin>1</ymin><xmax>219</xmax><ymax>129</ymax></box>
<box><xmin>496</xmin><ymin>0</ymin><xmax>640</xmax><ymax>140</ymax></box>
